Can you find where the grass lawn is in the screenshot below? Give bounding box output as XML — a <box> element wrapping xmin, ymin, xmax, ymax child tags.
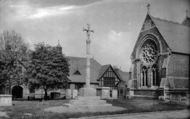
<box><xmin>106</xmin><ymin>98</ymin><xmax>188</xmax><ymax>113</ymax></box>
<box><xmin>0</xmin><ymin>98</ymin><xmax>188</xmax><ymax>119</ymax></box>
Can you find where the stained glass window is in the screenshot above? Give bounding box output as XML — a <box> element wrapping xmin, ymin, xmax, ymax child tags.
<box><xmin>140</xmin><ymin>39</ymin><xmax>158</xmax><ymax>65</ymax></box>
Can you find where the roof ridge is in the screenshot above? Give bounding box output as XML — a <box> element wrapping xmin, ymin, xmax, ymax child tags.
<box><xmin>150</xmin><ymin>15</ymin><xmax>182</xmax><ymax>25</ymax></box>
<box><xmin>66</xmin><ymin>56</ymin><xmax>86</xmax><ymax>59</ymax></box>
<box><xmin>102</xmin><ymin>64</ymin><xmax>111</xmax><ymax>66</ymax></box>
<box><xmin>67</xmin><ymin>56</ymin><xmax>102</xmax><ymax>66</ymax></box>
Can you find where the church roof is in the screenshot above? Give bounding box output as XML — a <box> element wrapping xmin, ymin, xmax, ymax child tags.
<box><xmin>150</xmin><ymin>15</ymin><xmax>190</xmax><ymax>54</ymax></box>
<box><xmin>67</xmin><ymin>56</ymin><xmax>102</xmax><ymax>83</ymax></box>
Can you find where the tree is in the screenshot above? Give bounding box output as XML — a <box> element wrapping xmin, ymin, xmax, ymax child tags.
<box><xmin>0</xmin><ymin>30</ymin><xmax>29</xmax><ymax>94</ymax></box>
<box><xmin>27</xmin><ymin>43</ymin><xmax>69</xmax><ymax>99</ymax></box>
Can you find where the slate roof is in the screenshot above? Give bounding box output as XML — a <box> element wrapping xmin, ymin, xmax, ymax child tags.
<box><xmin>67</xmin><ymin>56</ymin><xmax>102</xmax><ymax>83</ymax></box>
<box><xmin>67</xmin><ymin>57</ymin><xmax>130</xmax><ymax>84</ymax></box>
<box><xmin>97</xmin><ymin>64</ymin><xmax>110</xmax><ymax>80</ymax></box>
<box><xmin>117</xmin><ymin>70</ymin><xmax>130</xmax><ymax>84</ymax></box>
<box><xmin>150</xmin><ymin>15</ymin><xmax>190</xmax><ymax>54</ymax></box>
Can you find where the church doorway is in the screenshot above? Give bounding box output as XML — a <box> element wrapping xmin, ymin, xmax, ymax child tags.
<box><xmin>12</xmin><ymin>86</ymin><xmax>23</xmax><ymax>99</ymax></box>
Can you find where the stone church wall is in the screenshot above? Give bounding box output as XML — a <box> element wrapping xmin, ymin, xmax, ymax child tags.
<box><xmin>168</xmin><ymin>54</ymin><xmax>189</xmax><ymax>77</ymax></box>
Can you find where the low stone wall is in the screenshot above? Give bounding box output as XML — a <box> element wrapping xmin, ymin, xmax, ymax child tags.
<box><xmin>134</xmin><ymin>89</ymin><xmax>158</xmax><ymax>97</ymax></box>
<box><xmin>163</xmin><ymin>89</ymin><xmax>189</xmax><ymax>104</ymax></box>
<box><xmin>127</xmin><ymin>88</ymin><xmax>163</xmax><ymax>99</ymax></box>
<box><xmin>0</xmin><ymin>95</ymin><xmax>12</xmax><ymax>106</ymax></box>
<box><xmin>96</xmin><ymin>87</ymin><xmax>118</xmax><ymax>99</ymax></box>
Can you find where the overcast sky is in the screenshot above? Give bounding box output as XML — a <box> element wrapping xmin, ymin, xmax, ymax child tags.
<box><xmin>0</xmin><ymin>0</ymin><xmax>189</xmax><ymax>71</ymax></box>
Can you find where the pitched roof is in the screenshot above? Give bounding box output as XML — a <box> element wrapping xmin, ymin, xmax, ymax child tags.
<box><xmin>150</xmin><ymin>15</ymin><xmax>190</xmax><ymax>54</ymax></box>
<box><xmin>97</xmin><ymin>65</ymin><xmax>123</xmax><ymax>81</ymax></box>
<box><xmin>97</xmin><ymin>64</ymin><xmax>130</xmax><ymax>84</ymax></box>
<box><xmin>97</xmin><ymin>64</ymin><xmax>110</xmax><ymax>80</ymax></box>
<box><xmin>67</xmin><ymin>56</ymin><xmax>102</xmax><ymax>83</ymax></box>
<box><xmin>117</xmin><ymin>70</ymin><xmax>130</xmax><ymax>84</ymax></box>
<box><xmin>67</xmin><ymin>57</ymin><xmax>130</xmax><ymax>84</ymax></box>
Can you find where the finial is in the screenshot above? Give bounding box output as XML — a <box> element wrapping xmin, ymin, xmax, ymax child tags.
<box><xmin>147</xmin><ymin>3</ymin><xmax>150</xmax><ymax>14</ymax></box>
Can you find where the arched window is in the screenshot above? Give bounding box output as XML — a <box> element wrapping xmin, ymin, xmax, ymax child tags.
<box><xmin>152</xmin><ymin>65</ymin><xmax>158</xmax><ymax>86</ymax></box>
<box><xmin>145</xmin><ymin>69</ymin><xmax>148</xmax><ymax>86</ymax></box>
<box><xmin>140</xmin><ymin>39</ymin><xmax>158</xmax><ymax>65</ymax></box>
<box><xmin>141</xmin><ymin>66</ymin><xmax>148</xmax><ymax>86</ymax></box>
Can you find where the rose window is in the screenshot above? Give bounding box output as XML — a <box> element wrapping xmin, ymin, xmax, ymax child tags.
<box><xmin>140</xmin><ymin>40</ymin><xmax>158</xmax><ymax>65</ymax></box>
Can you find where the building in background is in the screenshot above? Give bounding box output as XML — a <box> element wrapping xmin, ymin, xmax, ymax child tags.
<box><xmin>0</xmin><ymin>49</ymin><xmax>130</xmax><ymax>99</ymax></box>
<box><xmin>66</xmin><ymin>57</ymin><xmax>130</xmax><ymax>99</ymax></box>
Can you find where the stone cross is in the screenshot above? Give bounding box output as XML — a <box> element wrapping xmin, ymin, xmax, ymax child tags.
<box><xmin>83</xmin><ymin>24</ymin><xmax>94</xmax><ymax>88</ymax></box>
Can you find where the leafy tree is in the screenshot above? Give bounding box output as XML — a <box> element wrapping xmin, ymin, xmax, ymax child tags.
<box><xmin>0</xmin><ymin>30</ymin><xmax>29</xmax><ymax>94</ymax></box>
<box><xmin>27</xmin><ymin>43</ymin><xmax>69</xmax><ymax>99</ymax></box>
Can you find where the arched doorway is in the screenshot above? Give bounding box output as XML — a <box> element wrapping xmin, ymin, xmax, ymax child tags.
<box><xmin>12</xmin><ymin>86</ymin><xmax>23</xmax><ymax>99</ymax></box>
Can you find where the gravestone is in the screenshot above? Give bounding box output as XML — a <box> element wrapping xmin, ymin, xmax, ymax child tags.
<box><xmin>72</xmin><ymin>89</ymin><xmax>78</xmax><ymax>98</ymax></box>
<box><xmin>112</xmin><ymin>89</ymin><xmax>118</xmax><ymax>99</ymax></box>
<box><xmin>101</xmin><ymin>87</ymin><xmax>110</xmax><ymax>99</ymax></box>
<box><xmin>66</xmin><ymin>89</ymin><xmax>78</xmax><ymax>99</ymax></box>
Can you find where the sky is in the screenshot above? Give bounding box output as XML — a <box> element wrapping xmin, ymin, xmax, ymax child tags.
<box><xmin>0</xmin><ymin>0</ymin><xmax>189</xmax><ymax>72</ymax></box>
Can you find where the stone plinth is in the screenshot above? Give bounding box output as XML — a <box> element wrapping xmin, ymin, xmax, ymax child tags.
<box><xmin>45</xmin><ymin>88</ymin><xmax>125</xmax><ymax>113</ymax></box>
<box><xmin>79</xmin><ymin>87</ymin><xmax>96</xmax><ymax>96</ymax></box>
<box><xmin>44</xmin><ymin>96</ymin><xmax>125</xmax><ymax>113</ymax></box>
<box><xmin>67</xmin><ymin>96</ymin><xmax>112</xmax><ymax>108</ymax></box>
<box><xmin>0</xmin><ymin>95</ymin><xmax>12</xmax><ymax>106</ymax></box>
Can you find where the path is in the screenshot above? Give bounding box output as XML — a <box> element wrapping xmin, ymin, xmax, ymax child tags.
<box><xmin>0</xmin><ymin>111</ymin><xmax>9</xmax><ymax>118</ymax></box>
<box><xmin>71</xmin><ymin>110</ymin><xmax>189</xmax><ymax>119</ymax></box>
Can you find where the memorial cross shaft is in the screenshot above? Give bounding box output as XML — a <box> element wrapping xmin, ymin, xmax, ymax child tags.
<box><xmin>83</xmin><ymin>24</ymin><xmax>94</xmax><ymax>88</ymax></box>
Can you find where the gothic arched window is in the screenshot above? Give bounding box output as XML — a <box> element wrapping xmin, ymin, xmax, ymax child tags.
<box><xmin>141</xmin><ymin>66</ymin><xmax>148</xmax><ymax>86</ymax></box>
<box><xmin>152</xmin><ymin>65</ymin><xmax>157</xmax><ymax>86</ymax></box>
<box><xmin>140</xmin><ymin>38</ymin><xmax>159</xmax><ymax>88</ymax></box>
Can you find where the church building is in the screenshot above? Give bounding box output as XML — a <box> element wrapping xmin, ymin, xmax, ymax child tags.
<box><xmin>128</xmin><ymin>5</ymin><xmax>189</xmax><ymax>102</ymax></box>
